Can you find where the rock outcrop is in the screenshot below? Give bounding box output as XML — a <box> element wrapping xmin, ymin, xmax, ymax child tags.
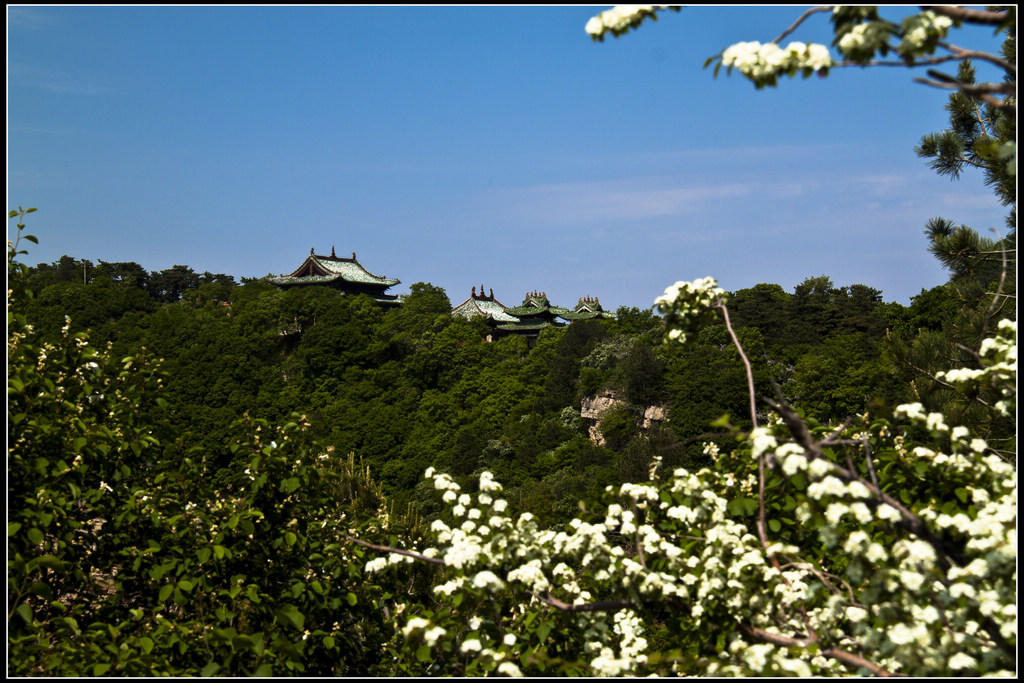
<box><xmin>580</xmin><ymin>390</ymin><xmax>668</xmax><ymax>447</ymax></box>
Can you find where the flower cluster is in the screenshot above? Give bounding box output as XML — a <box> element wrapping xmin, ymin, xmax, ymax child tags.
<box><xmin>836</xmin><ymin>19</ymin><xmax>893</xmax><ymax>62</ymax></box>
<box><xmin>720</xmin><ymin>40</ymin><xmax>833</xmax><ymax>86</ymax></box>
<box><xmin>936</xmin><ymin>319</ymin><xmax>1016</xmax><ymax>417</ymax></box>
<box><xmin>585</xmin><ymin>5</ymin><xmax>667</xmax><ymax>41</ymax></box>
<box><xmin>897</xmin><ymin>11</ymin><xmax>954</xmax><ymax>57</ymax></box>
<box><xmin>654</xmin><ymin>276</ymin><xmax>725</xmax><ymax>345</ymax></box>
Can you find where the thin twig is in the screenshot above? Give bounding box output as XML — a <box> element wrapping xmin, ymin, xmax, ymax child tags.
<box><xmin>913</xmin><ymin>76</ymin><xmax>1014</xmax><ymax>109</ymax></box>
<box><xmin>771</xmin><ymin>6</ymin><xmax>833</xmax><ymax>44</ymax></box>
<box><xmin>344</xmin><ymin>535</ymin><xmax>446</xmax><ymax>565</ymax></box>
<box><xmin>862</xmin><ymin>436</ymin><xmax>879</xmax><ymax>490</ymax></box>
<box><xmin>718</xmin><ymin>302</ymin><xmax>775</xmax><ymax>570</ymax></box>
<box><xmin>982</xmin><ymin>227</ymin><xmax>1011</xmax><ymax>340</ymax></box>
<box><xmin>934</xmin><ymin>41</ymin><xmax>1016</xmax><ymax>76</ymax></box>
<box><xmin>718</xmin><ymin>303</ymin><xmax>759</xmax><ymax>430</ymax></box>
<box><xmin>526</xmin><ymin>590</ymin><xmax>645</xmax><ymax>614</ymax></box>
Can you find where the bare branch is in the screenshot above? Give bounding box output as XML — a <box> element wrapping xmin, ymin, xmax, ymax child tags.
<box><xmin>899</xmin><ymin>360</ymin><xmax>992</xmax><ymax>408</ymax></box>
<box><xmin>737</xmin><ymin>624</ymin><xmax>899</xmax><ymax>676</ymax></box>
<box><xmin>921</xmin><ymin>5</ymin><xmax>1009</xmax><ymax>26</ymax></box>
<box><xmin>913</xmin><ymin>73</ymin><xmax>1015</xmax><ymax>110</ymax></box>
<box><xmin>718</xmin><ymin>303</ymin><xmax>759</xmax><ymax>431</ymax></box>
<box><xmin>718</xmin><ymin>301</ymin><xmax>779</xmax><ymax>572</ymax></box>
<box><xmin>526</xmin><ymin>590</ymin><xmax>646</xmax><ymax>613</ymax></box>
<box><xmin>771</xmin><ymin>6</ymin><xmax>834</xmax><ymax>44</ymax></box>
<box><xmin>936</xmin><ymin>41</ymin><xmax>1016</xmax><ymax>76</ymax></box>
<box><xmin>982</xmin><ymin>228</ymin><xmax>1012</xmax><ymax>338</ymax></box>
<box><xmin>345</xmin><ymin>535</ymin><xmax>446</xmax><ymax>565</ymax></box>
<box><xmin>862</xmin><ymin>436</ymin><xmax>880</xmax><ymax>490</ymax></box>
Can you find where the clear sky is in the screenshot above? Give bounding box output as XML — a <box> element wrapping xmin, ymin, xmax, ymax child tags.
<box><xmin>8</xmin><ymin>5</ymin><xmax>1010</xmax><ymax>309</ymax></box>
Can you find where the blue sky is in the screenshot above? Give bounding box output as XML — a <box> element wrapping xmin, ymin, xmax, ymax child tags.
<box><xmin>8</xmin><ymin>5</ymin><xmax>1010</xmax><ymax>309</ymax></box>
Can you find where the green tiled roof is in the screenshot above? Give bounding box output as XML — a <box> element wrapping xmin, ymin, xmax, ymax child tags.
<box><xmin>452</xmin><ymin>296</ymin><xmax>520</xmax><ymax>323</ymax></box>
<box><xmin>270</xmin><ymin>250</ymin><xmax>400</xmax><ymax>288</ymax></box>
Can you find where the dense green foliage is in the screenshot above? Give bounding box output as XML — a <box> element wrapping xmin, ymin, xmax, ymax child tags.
<box><xmin>11</xmin><ymin>244</ymin><xmax>931</xmax><ymax>520</ymax></box>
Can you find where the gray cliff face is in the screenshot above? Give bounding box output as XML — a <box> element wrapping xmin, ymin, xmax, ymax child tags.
<box><xmin>580</xmin><ymin>390</ymin><xmax>667</xmax><ymax>447</ymax></box>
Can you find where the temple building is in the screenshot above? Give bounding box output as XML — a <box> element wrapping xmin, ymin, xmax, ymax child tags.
<box><xmin>496</xmin><ymin>290</ymin><xmax>570</xmax><ymax>342</ymax></box>
<box><xmin>451</xmin><ymin>286</ymin><xmax>520</xmax><ymax>341</ymax></box>
<box><xmin>268</xmin><ymin>247</ymin><xmax>400</xmax><ymax>305</ymax></box>
<box><xmin>559</xmin><ymin>295</ymin><xmax>616</xmax><ymax>322</ymax></box>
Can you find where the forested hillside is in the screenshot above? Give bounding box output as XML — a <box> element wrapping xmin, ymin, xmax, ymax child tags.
<box><xmin>13</xmin><ymin>252</ymin><xmax>981</xmax><ymax>525</ymax></box>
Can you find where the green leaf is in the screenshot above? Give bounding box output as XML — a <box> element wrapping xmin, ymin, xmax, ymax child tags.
<box><xmin>201</xmin><ymin>662</ymin><xmax>221</xmax><ymax>677</ymax></box>
<box><xmin>322</xmin><ymin>635</ymin><xmax>335</xmax><ymax>649</ymax></box>
<box><xmin>727</xmin><ymin>497</ymin><xmax>757</xmax><ymax>517</ymax></box>
<box><xmin>177</xmin><ymin>579</ymin><xmax>194</xmax><ymax>592</ymax></box>
<box><xmin>768</xmin><ymin>519</ymin><xmax>782</xmax><ymax>533</ymax></box>
<box><xmin>15</xmin><ymin>603</ymin><xmax>33</xmax><ymax>624</ymax></box>
<box><xmin>8</xmin><ymin>522</ymin><xmax>22</xmax><ymax>536</ymax></box>
<box><xmin>275</xmin><ymin>604</ymin><xmax>305</xmax><ymax>631</ymax></box>
<box><xmin>197</xmin><ymin>547</ymin><xmax>211</xmax><ymax>564</ymax></box>
<box><xmin>37</xmin><ymin>555</ymin><xmax>65</xmax><ymax>574</ymax></box>
<box><xmin>346</xmin><ymin>592</ymin><xmax>358</xmax><ymax>606</ymax></box>
<box><xmin>158</xmin><ymin>584</ymin><xmax>173</xmax><ymax>603</ymax></box>
<box><xmin>27</xmin><ymin>527</ymin><xmax>44</xmax><ymax>545</ymax></box>
<box><xmin>536</xmin><ymin>621</ymin><xmax>552</xmax><ymax>643</ymax></box>
<box><xmin>93</xmin><ymin>663</ymin><xmax>111</xmax><ymax>676</ymax></box>
<box><xmin>28</xmin><ymin>581</ymin><xmax>53</xmax><ymax>601</ymax></box>
<box><xmin>416</xmin><ymin>644</ymin><xmax>432</xmax><ymax>662</ymax></box>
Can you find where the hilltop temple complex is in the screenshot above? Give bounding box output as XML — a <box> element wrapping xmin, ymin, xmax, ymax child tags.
<box><xmin>268</xmin><ymin>249</ymin><xmax>613</xmax><ymax>339</ymax></box>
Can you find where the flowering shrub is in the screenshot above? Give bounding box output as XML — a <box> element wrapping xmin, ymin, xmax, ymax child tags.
<box><xmin>8</xmin><ymin>213</ymin><xmax>431</xmax><ymax>675</ymax></box>
<box><xmin>366</xmin><ymin>286</ymin><xmax>1016</xmax><ymax>675</ymax></box>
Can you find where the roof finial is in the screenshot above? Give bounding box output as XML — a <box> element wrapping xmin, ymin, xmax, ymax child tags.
<box><xmin>352</xmin><ymin>252</ymin><xmax>356</xmax><ymax>260</ymax></box>
<box><xmin>331</xmin><ymin>245</ymin><xmax>336</xmax><ymax>258</ymax></box>
<box><xmin>472</xmin><ymin>286</ymin><xmax>476</xmax><ymax>297</ymax></box>
<box><xmin>310</xmin><ymin>247</ymin><xmax>314</xmax><ymax>255</ymax></box>
<box><xmin>489</xmin><ymin>288</ymin><xmax>493</xmax><ymax>299</ymax></box>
